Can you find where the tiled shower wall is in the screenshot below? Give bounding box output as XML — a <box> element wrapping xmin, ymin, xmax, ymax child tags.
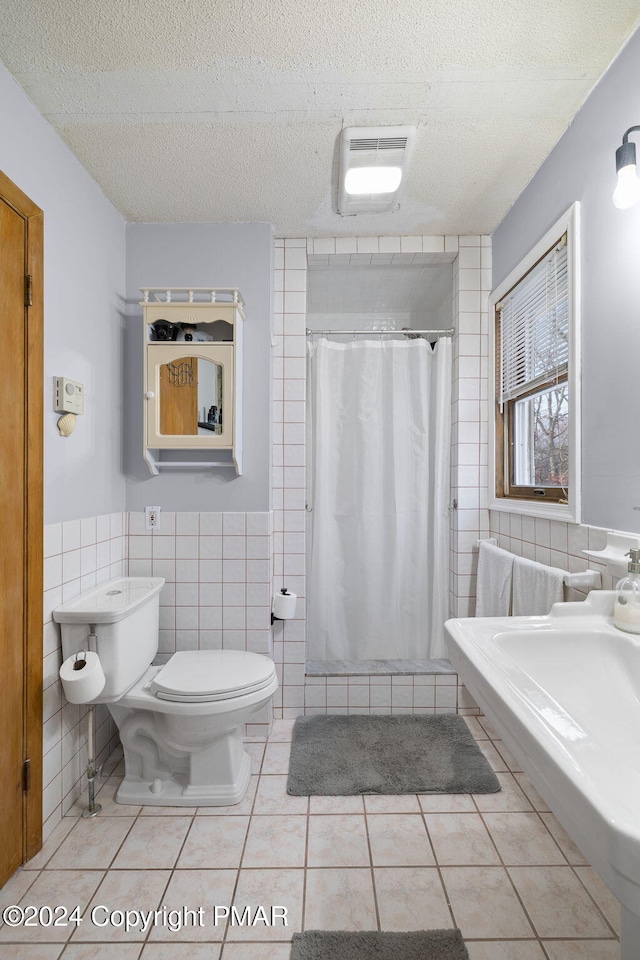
<box><xmin>449</xmin><ymin>236</ymin><xmax>491</xmax><ymax>618</ymax></box>
<box><xmin>272</xmin><ymin>238</ymin><xmax>308</xmax><ymax>718</ymax></box>
<box><xmin>273</xmin><ymin>235</ymin><xmax>488</xmax><ymax>717</ymax></box>
<box><xmin>42</xmin><ymin>513</ymin><xmax>127</xmax><ymax>840</ymax></box>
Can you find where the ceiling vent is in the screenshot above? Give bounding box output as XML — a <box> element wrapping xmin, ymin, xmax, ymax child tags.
<box><xmin>338</xmin><ymin>125</ymin><xmax>416</xmax><ymax>216</ymax></box>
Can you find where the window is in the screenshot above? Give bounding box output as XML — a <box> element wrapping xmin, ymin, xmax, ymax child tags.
<box><xmin>489</xmin><ymin>204</ymin><xmax>581</xmax><ymax>521</ymax></box>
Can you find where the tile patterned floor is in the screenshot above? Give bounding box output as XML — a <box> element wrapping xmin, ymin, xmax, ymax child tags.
<box><xmin>0</xmin><ymin>716</ymin><xmax>621</xmax><ymax>959</ymax></box>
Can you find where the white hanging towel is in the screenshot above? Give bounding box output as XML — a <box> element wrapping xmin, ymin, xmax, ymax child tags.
<box><xmin>512</xmin><ymin>555</ymin><xmax>566</xmax><ymax>616</ymax></box>
<box><xmin>475</xmin><ymin>541</ymin><xmax>514</xmax><ymax>617</ymax></box>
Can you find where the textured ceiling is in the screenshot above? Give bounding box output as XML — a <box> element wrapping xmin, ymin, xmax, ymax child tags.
<box><xmin>0</xmin><ymin>1</ymin><xmax>638</xmax><ymax>235</ymax></box>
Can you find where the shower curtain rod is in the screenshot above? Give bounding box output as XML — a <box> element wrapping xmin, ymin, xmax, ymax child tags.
<box><xmin>306</xmin><ymin>327</ymin><xmax>455</xmax><ymax>337</ymax></box>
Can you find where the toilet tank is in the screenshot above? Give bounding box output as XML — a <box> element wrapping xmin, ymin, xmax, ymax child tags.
<box><xmin>53</xmin><ymin>577</ymin><xmax>165</xmax><ymax>701</ymax></box>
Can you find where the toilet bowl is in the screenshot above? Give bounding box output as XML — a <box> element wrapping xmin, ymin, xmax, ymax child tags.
<box><xmin>54</xmin><ymin>577</ymin><xmax>278</xmax><ymax>806</ymax></box>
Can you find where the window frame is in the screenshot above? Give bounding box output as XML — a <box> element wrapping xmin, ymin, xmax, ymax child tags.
<box><xmin>488</xmin><ymin>203</ymin><xmax>581</xmax><ymax>522</ymax></box>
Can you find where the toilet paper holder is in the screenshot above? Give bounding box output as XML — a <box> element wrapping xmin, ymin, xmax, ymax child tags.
<box><xmin>59</xmin><ymin>642</ymin><xmax>104</xmax><ymax>819</ymax></box>
<box><xmin>271</xmin><ymin>587</ymin><xmax>296</xmax><ymax>624</ymax></box>
<box><xmin>73</xmin><ymin>650</ymin><xmax>88</xmax><ymax>671</ymax></box>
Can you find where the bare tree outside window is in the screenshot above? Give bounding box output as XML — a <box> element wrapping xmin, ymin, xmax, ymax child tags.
<box><xmin>532</xmin><ymin>383</ymin><xmax>569</xmax><ymax>486</ymax></box>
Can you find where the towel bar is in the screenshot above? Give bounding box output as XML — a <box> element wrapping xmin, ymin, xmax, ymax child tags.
<box><xmin>476</xmin><ymin>539</ymin><xmax>602</xmax><ymax>590</ymax></box>
<box><xmin>563</xmin><ymin>569</ymin><xmax>602</xmax><ymax>589</ymax></box>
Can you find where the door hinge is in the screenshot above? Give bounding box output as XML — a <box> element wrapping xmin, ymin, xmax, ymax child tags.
<box><xmin>22</xmin><ymin>759</ymin><xmax>31</xmax><ymax>792</ymax></box>
<box><xmin>25</xmin><ymin>274</ymin><xmax>33</xmax><ymax>307</ymax></box>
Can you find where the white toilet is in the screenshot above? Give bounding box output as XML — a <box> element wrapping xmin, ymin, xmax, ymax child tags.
<box><xmin>53</xmin><ymin>577</ymin><xmax>278</xmax><ymax>806</ymax></box>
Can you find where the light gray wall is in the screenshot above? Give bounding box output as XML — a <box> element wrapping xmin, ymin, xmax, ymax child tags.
<box><xmin>0</xmin><ymin>63</ymin><xmax>127</xmax><ymax>524</ymax></box>
<box><xmin>125</xmin><ymin>222</ymin><xmax>273</xmax><ymax>512</ymax></box>
<box><xmin>492</xmin><ymin>29</ymin><xmax>640</xmax><ymax>533</ymax></box>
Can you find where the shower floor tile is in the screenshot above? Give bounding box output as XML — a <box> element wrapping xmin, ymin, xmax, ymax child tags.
<box><xmin>305</xmin><ymin>657</ymin><xmax>455</xmax><ymax>676</ymax></box>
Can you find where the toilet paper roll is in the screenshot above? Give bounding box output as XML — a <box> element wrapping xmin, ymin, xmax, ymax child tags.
<box><xmin>59</xmin><ymin>651</ymin><xmax>106</xmax><ymax>704</ymax></box>
<box><xmin>273</xmin><ymin>590</ymin><xmax>297</xmax><ymax>620</ymax></box>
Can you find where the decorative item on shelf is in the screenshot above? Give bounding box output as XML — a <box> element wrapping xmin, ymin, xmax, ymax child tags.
<box><xmin>150</xmin><ymin>319</ymin><xmax>179</xmax><ymax>341</ymax></box>
<box><xmin>180</xmin><ymin>322</ymin><xmax>196</xmax><ymax>342</ymax></box>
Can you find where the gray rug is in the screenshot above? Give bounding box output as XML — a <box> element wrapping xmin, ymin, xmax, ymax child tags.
<box><xmin>290</xmin><ymin>929</ymin><xmax>469</xmax><ymax>959</ymax></box>
<box><xmin>287</xmin><ymin>715</ymin><xmax>500</xmax><ymax>795</ymax></box>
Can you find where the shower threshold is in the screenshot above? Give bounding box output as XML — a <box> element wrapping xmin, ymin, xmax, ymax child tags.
<box><xmin>305</xmin><ymin>658</ymin><xmax>455</xmax><ymax>677</ymax></box>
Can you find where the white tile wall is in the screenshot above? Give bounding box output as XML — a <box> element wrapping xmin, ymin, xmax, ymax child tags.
<box><xmin>42</xmin><ymin>512</ymin><xmax>126</xmax><ymax>840</ymax></box>
<box><xmin>274</xmin><ymin>235</ymin><xmax>488</xmax><ymax>718</ymax></box>
<box><xmin>449</xmin><ymin>236</ymin><xmax>491</xmax><ymax>618</ymax></box>
<box><xmin>488</xmin><ymin>511</ymin><xmax>618</xmax><ymax>602</ymax></box>
<box><xmin>127</xmin><ymin>511</ymin><xmax>273</xmax><ymax>661</ymax></box>
<box><xmin>272</xmin><ymin>239</ymin><xmax>308</xmax><ymax>719</ymax></box>
<box><xmin>302</xmin><ymin>674</ymin><xmax>479</xmax><ymax>717</ymax></box>
<box><xmin>39</xmin><ymin>499</ymin><xmax>619</xmax><ymax>841</ymax></box>
<box><xmin>128</xmin><ymin>510</ymin><xmax>275</xmax><ymax>739</ymax></box>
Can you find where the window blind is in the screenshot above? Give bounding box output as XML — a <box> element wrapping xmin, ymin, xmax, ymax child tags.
<box><xmin>497</xmin><ymin>235</ymin><xmax>568</xmax><ymax>409</ymax></box>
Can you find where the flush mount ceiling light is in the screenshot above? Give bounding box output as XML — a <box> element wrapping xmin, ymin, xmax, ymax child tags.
<box><xmin>338</xmin><ymin>125</ymin><xmax>416</xmax><ymax>216</ymax></box>
<box><xmin>613</xmin><ymin>125</ymin><xmax>640</xmax><ymax>209</ymax></box>
<box><xmin>344</xmin><ymin>165</ymin><xmax>403</xmax><ymax>196</ymax></box>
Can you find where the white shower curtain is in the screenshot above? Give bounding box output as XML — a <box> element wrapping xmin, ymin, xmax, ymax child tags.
<box><xmin>307</xmin><ymin>336</ymin><xmax>452</xmax><ymax>661</ymax></box>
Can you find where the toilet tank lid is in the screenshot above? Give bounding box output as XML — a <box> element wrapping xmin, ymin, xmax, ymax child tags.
<box><xmin>53</xmin><ymin>577</ymin><xmax>165</xmax><ymax>624</ymax></box>
<box><xmin>150</xmin><ymin>650</ymin><xmax>276</xmax><ymax>699</ymax></box>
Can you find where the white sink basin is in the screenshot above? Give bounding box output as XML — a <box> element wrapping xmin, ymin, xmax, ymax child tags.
<box><xmin>445</xmin><ymin>591</ymin><xmax>636</xmax><ymax>958</ymax></box>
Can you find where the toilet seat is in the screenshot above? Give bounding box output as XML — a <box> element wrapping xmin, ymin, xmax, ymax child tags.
<box><xmin>149</xmin><ymin>650</ymin><xmax>277</xmax><ymax>703</ymax></box>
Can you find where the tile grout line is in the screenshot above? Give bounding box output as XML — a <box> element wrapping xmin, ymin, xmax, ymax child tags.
<box><xmin>219</xmin><ymin>739</ymin><xmax>263</xmax><ymax>955</ymax></box>
<box><xmin>478</xmin><ymin>735</ymin><xmax>615</xmax><ymax>950</ymax></box>
<box><xmin>300</xmin><ymin>783</ymin><xmax>310</xmax><ymax>934</ymax></box>
<box><xmin>486</xmin><ymin>735</ymin><xmax>620</xmax><ymax>943</ymax></box>
<box><xmin>565</xmin><ymin>861</ymin><xmax>620</xmax><ymax>940</ymax></box>
<box><xmin>417</xmin><ymin>797</ymin><xmax>458</xmax><ymax>931</ymax></box>
<box><xmin>362</xmin><ymin>803</ymin><xmax>382</xmax><ymax>932</ymax></box>
<box><xmin>475</xmin><ymin>740</ymin><xmax>550</xmax><ymax>950</ymax></box>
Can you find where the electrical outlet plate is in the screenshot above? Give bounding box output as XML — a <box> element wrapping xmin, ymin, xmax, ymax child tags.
<box><xmin>145</xmin><ymin>505</ymin><xmax>162</xmax><ymax>531</ymax></box>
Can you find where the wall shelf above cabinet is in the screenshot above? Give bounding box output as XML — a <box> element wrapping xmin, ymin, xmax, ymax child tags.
<box><xmin>141</xmin><ymin>287</ymin><xmax>244</xmax><ymax>476</ymax></box>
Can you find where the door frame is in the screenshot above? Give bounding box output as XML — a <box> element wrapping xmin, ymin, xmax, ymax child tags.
<box><xmin>0</xmin><ymin>169</ymin><xmax>43</xmax><ymax>860</ymax></box>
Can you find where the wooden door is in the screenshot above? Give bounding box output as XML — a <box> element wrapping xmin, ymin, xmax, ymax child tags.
<box><xmin>0</xmin><ymin>196</ymin><xmax>27</xmax><ymax>884</ymax></box>
<box><xmin>0</xmin><ymin>171</ymin><xmax>43</xmax><ymax>885</ymax></box>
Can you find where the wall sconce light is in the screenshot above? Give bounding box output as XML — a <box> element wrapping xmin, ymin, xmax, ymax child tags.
<box><xmin>613</xmin><ymin>126</ymin><xmax>640</xmax><ymax>208</ymax></box>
